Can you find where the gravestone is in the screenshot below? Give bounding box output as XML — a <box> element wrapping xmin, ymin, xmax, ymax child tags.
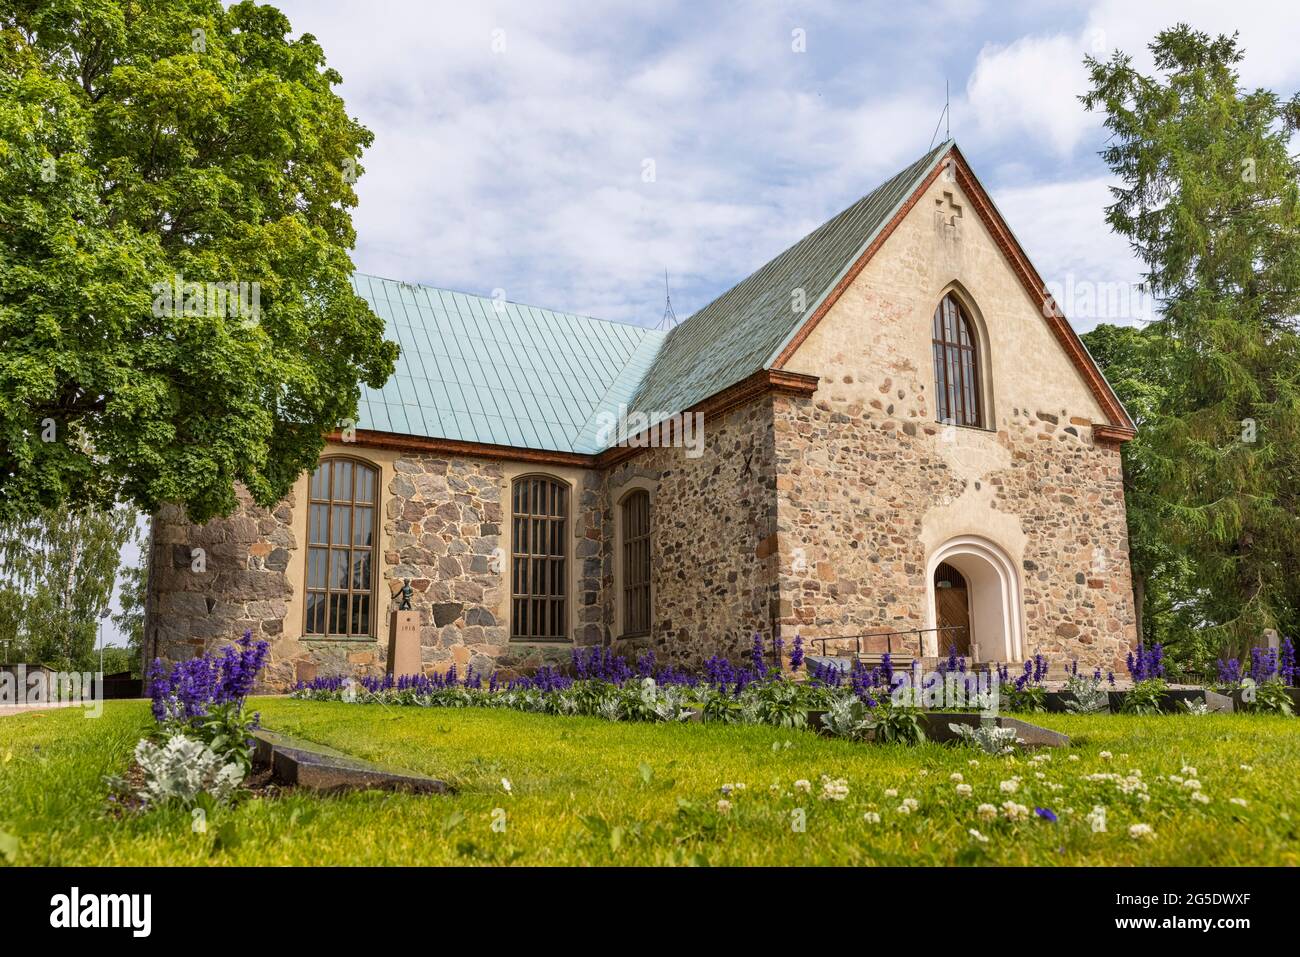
<box><xmin>252</xmin><ymin>729</ymin><xmax>450</xmax><ymax>794</ymax></box>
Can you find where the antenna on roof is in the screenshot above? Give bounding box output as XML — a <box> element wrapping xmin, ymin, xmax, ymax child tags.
<box><xmin>657</xmin><ymin>269</ymin><xmax>678</xmax><ymax>330</ymax></box>
<box><xmin>929</xmin><ymin>79</ymin><xmax>951</xmax><ymax>150</ymax></box>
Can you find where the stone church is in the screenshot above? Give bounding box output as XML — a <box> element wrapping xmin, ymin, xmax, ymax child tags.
<box><xmin>145</xmin><ymin>141</ymin><xmax>1139</xmax><ymax>689</ymax></box>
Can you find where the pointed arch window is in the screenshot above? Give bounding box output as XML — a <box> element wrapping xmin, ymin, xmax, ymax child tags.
<box><xmin>932</xmin><ymin>293</ymin><xmax>983</xmax><ymax>428</ymax></box>
<box><xmin>305</xmin><ymin>457</ymin><xmax>378</xmax><ymax>637</ymax></box>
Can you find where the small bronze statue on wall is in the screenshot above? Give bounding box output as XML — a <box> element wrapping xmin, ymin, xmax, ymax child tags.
<box><xmin>398</xmin><ymin>578</ymin><xmax>413</xmax><ymax>611</ymax></box>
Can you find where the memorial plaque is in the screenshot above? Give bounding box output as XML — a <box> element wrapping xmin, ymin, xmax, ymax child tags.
<box><xmin>387</xmin><ymin>609</ymin><xmax>420</xmax><ymax>677</ymax></box>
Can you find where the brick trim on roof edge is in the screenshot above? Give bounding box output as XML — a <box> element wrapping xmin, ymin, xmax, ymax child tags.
<box><xmin>325</xmin><ymin>369</ymin><xmax>821</xmax><ymax>468</ymax></box>
<box><xmin>770</xmin><ymin>145</ymin><xmax>1136</xmax><ymax>439</ymax></box>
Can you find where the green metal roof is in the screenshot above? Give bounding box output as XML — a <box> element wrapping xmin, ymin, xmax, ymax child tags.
<box><xmin>629</xmin><ymin>141</ymin><xmax>953</xmax><ymax>421</ymax></box>
<box><xmin>351</xmin><ymin>274</ymin><xmax>666</xmax><ymax>454</ymax></box>
<box><xmin>351</xmin><ymin>143</ymin><xmax>955</xmax><ymax>455</ymax></box>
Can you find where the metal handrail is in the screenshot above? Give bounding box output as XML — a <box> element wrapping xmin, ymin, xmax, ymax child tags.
<box><xmin>808</xmin><ymin>626</ymin><xmax>967</xmax><ymax>661</ymax></box>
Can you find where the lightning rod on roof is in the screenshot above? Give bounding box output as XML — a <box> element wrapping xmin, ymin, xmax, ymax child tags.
<box><xmin>658</xmin><ymin>269</ymin><xmax>678</xmax><ymax>330</ymax></box>
<box><xmin>929</xmin><ymin>79</ymin><xmax>951</xmax><ymax>150</ymax></box>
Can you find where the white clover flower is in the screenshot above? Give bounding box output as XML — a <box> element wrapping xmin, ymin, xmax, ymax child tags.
<box><xmin>1067</xmin><ymin>754</ymin><xmax>1080</xmax><ymax>762</ymax></box>
<box><xmin>896</xmin><ymin>803</ymin><xmax>911</xmax><ymax>815</ymax></box>
<box><xmin>955</xmin><ymin>783</ymin><xmax>973</xmax><ymax>798</ymax></box>
<box><xmin>968</xmin><ymin>759</ymin><xmax>980</xmax><ymax>767</ymax></box>
<box><xmin>999</xmin><ymin>779</ymin><xmax>1020</xmax><ymax>794</ymax></box>
<box><xmin>902</xmin><ymin>797</ymin><xmax>919</xmax><ymax>812</ymax></box>
<box><xmin>1001</xmin><ymin>801</ymin><xmax>1030</xmax><ymax>821</ymax></box>
<box><xmin>1181</xmin><ymin>765</ymin><xmax>1197</xmax><ymax>777</ymax></box>
<box><xmin>1099</xmin><ymin>751</ymin><xmax>1112</xmax><ymax>760</ymax></box>
<box><xmin>883</xmin><ymin>787</ymin><xmax>898</xmax><ymax>798</ymax></box>
<box><xmin>976</xmin><ymin>803</ymin><xmax>998</xmax><ymax>821</ymax></box>
<box><xmin>819</xmin><ymin>776</ymin><xmax>849</xmax><ymax>802</ymax></box>
<box><xmin>968</xmin><ymin>828</ymin><xmax>989</xmax><ymax>844</ymax></box>
<box><xmin>1034</xmin><ymin>772</ymin><xmax>1046</xmax><ymax>780</ymax></box>
<box><xmin>1128</xmin><ymin>822</ymin><xmax>1155</xmax><ymax>839</ymax></box>
<box><xmin>1230</xmin><ymin>797</ymin><xmax>1248</xmax><ymax>808</ymax></box>
<box><xmin>501</xmin><ymin>778</ymin><xmax>512</xmax><ymax>793</ymax></box>
<box><xmin>1086</xmin><ymin>805</ymin><xmax>1108</xmax><ymax>833</ymax></box>
<box><xmin>1183</xmin><ymin>779</ymin><xmax>1201</xmax><ymax>791</ymax></box>
<box><xmin>863</xmin><ymin>811</ymin><xmax>881</xmax><ymax>824</ymax></box>
<box><xmin>1191</xmin><ymin>791</ymin><xmax>1210</xmax><ymax>805</ymax></box>
<box><xmin>733</xmin><ymin>782</ymin><xmax>746</xmax><ymax>791</ymax></box>
<box><xmin>794</xmin><ymin>779</ymin><xmax>811</xmax><ymax>793</ymax></box>
<box><xmin>1240</xmin><ymin>764</ymin><xmax>1253</xmax><ymax>772</ymax></box>
<box><xmin>1169</xmin><ymin>774</ymin><xmax>1184</xmax><ymax>784</ymax></box>
<box><xmin>717</xmin><ymin>799</ymin><xmax>732</xmax><ymax>814</ymax></box>
<box><xmin>950</xmin><ymin>772</ymin><xmax>964</xmax><ymax>783</ymax></box>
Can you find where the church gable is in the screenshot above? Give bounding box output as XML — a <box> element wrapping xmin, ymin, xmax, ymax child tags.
<box><xmin>778</xmin><ymin>152</ymin><xmax>1120</xmax><ymax>436</ymax></box>
<box><xmin>771</xmin><ymin>145</ymin><xmax>1133</xmax><ymax>438</ymax></box>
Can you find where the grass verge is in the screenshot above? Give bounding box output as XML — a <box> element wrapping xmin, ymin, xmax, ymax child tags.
<box><xmin>0</xmin><ymin>698</ymin><xmax>1297</xmax><ymax>865</ymax></box>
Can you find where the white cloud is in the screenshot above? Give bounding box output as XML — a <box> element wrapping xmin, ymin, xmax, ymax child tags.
<box><xmin>964</xmin><ymin>1</ymin><xmax>1300</xmax><ymax>161</ymax></box>
<box><xmin>992</xmin><ymin>177</ymin><xmax>1152</xmax><ymax>329</ymax></box>
<box><xmin>966</xmin><ymin>33</ymin><xmax>1097</xmax><ymax>157</ymax></box>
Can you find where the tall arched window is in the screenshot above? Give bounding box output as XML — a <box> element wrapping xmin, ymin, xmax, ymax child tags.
<box><xmin>511</xmin><ymin>476</ymin><xmax>568</xmax><ymax>640</ymax></box>
<box><xmin>305</xmin><ymin>457</ymin><xmax>378</xmax><ymax>637</ymax></box>
<box><xmin>932</xmin><ymin>293</ymin><xmax>983</xmax><ymax>427</ymax></box>
<box><xmin>621</xmin><ymin>490</ymin><xmax>651</xmax><ymax>636</ymax></box>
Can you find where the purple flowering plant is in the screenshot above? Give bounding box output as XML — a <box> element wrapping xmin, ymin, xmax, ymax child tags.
<box><xmin>148</xmin><ymin>630</ymin><xmax>270</xmax><ymax>773</ymax></box>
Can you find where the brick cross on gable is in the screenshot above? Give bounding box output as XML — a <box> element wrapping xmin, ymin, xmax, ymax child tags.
<box><xmin>935</xmin><ymin>191</ymin><xmax>963</xmax><ymax>228</ymax></box>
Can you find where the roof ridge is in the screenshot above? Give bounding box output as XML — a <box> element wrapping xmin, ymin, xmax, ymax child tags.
<box><xmin>353</xmin><ymin>271</ymin><xmax>662</xmax><ymax>335</ymax></box>
<box><xmin>626</xmin><ymin>141</ymin><xmax>954</xmax><ymax>420</ymax></box>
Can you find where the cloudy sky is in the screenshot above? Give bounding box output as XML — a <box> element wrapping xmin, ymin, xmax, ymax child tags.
<box><xmin>276</xmin><ymin>0</ymin><xmax>1300</xmax><ymax>329</ymax></box>
<box><xmin>103</xmin><ymin>0</ymin><xmax>1300</xmax><ymax>645</ymax></box>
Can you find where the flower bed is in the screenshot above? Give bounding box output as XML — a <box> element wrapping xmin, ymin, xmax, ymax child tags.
<box><xmin>107</xmin><ymin>632</ymin><xmax>271</xmax><ymax>812</ymax></box>
<box><xmin>292</xmin><ymin>638</ymin><xmax>1295</xmax><ymax>747</ymax></box>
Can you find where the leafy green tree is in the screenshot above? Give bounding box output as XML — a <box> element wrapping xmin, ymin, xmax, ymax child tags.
<box><xmin>0</xmin><ymin>505</ymin><xmax>135</xmax><ymax>668</ymax></box>
<box><xmin>1082</xmin><ymin>324</ymin><xmax>1202</xmax><ymax>661</ymax></box>
<box><xmin>1083</xmin><ymin>25</ymin><xmax>1300</xmax><ymax>657</ymax></box>
<box><xmin>111</xmin><ymin>520</ymin><xmax>147</xmax><ymax>673</ymax></box>
<box><xmin>98</xmin><ymin>644</ymin><xmax>134</xmax><ymax>676</ymax></box>
<box><xmin>0</xmin><ymin>0</ymin><xmax>397</xmax><ymax>524</ymax></box>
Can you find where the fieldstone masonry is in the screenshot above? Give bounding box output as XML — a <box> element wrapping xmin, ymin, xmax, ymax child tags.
<box><xmin>604</xmin><ymin>398</ymin><xmax>780</xmax><ymax>666</ymax></box>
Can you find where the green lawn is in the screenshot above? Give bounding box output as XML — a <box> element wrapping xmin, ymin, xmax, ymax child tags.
<box><xmin>1</xmin><ymin>698</ymin><xmax>1298</xmax><ymax>865</ymax></box>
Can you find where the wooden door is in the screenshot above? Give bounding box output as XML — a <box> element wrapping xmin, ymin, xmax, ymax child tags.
<box><xmin>934</xmin><ymin>562</ymin><xmax>971</xmax><ymax>657</ymax></box>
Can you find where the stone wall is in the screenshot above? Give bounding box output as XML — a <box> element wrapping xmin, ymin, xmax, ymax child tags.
<box><xmin>604</xmin><ymin>397</ymin><xmax>780</xmax><ymax>667</ymax></box>
<box><xmin>147</xmin><ymin>449</ymin><xmax>609</xmax><ymax>691</ymax></box>
<box><xmin>148</xmin><ymin>488</ymin><xmax>303</xmax><ymax>689</ymax></box>
<box><xmin>772</xmin><ymin>392</ymin><xmax>1134</xmax><ymax>672</ymax></box>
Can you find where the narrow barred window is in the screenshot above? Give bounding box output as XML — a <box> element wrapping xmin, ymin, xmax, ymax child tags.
<box><xmin>511</xmin><ymin>476</ymin><xmax>568</xmax><ymax>640</ymax></box>
<box><xmin>621</xmin><ymin>491</ymin><xmax>651</xmax><ymax>636</ymax></box>
<box><xmin>305</xmin><ymin>458</ymin><xmax>377</xmax><ymax>637</ymax></box>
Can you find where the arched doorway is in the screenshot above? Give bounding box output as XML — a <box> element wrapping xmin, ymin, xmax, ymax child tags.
<box><xmin>925</xmin><ymin>536</ymin><xmax>1023</xmax><ymax>662</ymax></box>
